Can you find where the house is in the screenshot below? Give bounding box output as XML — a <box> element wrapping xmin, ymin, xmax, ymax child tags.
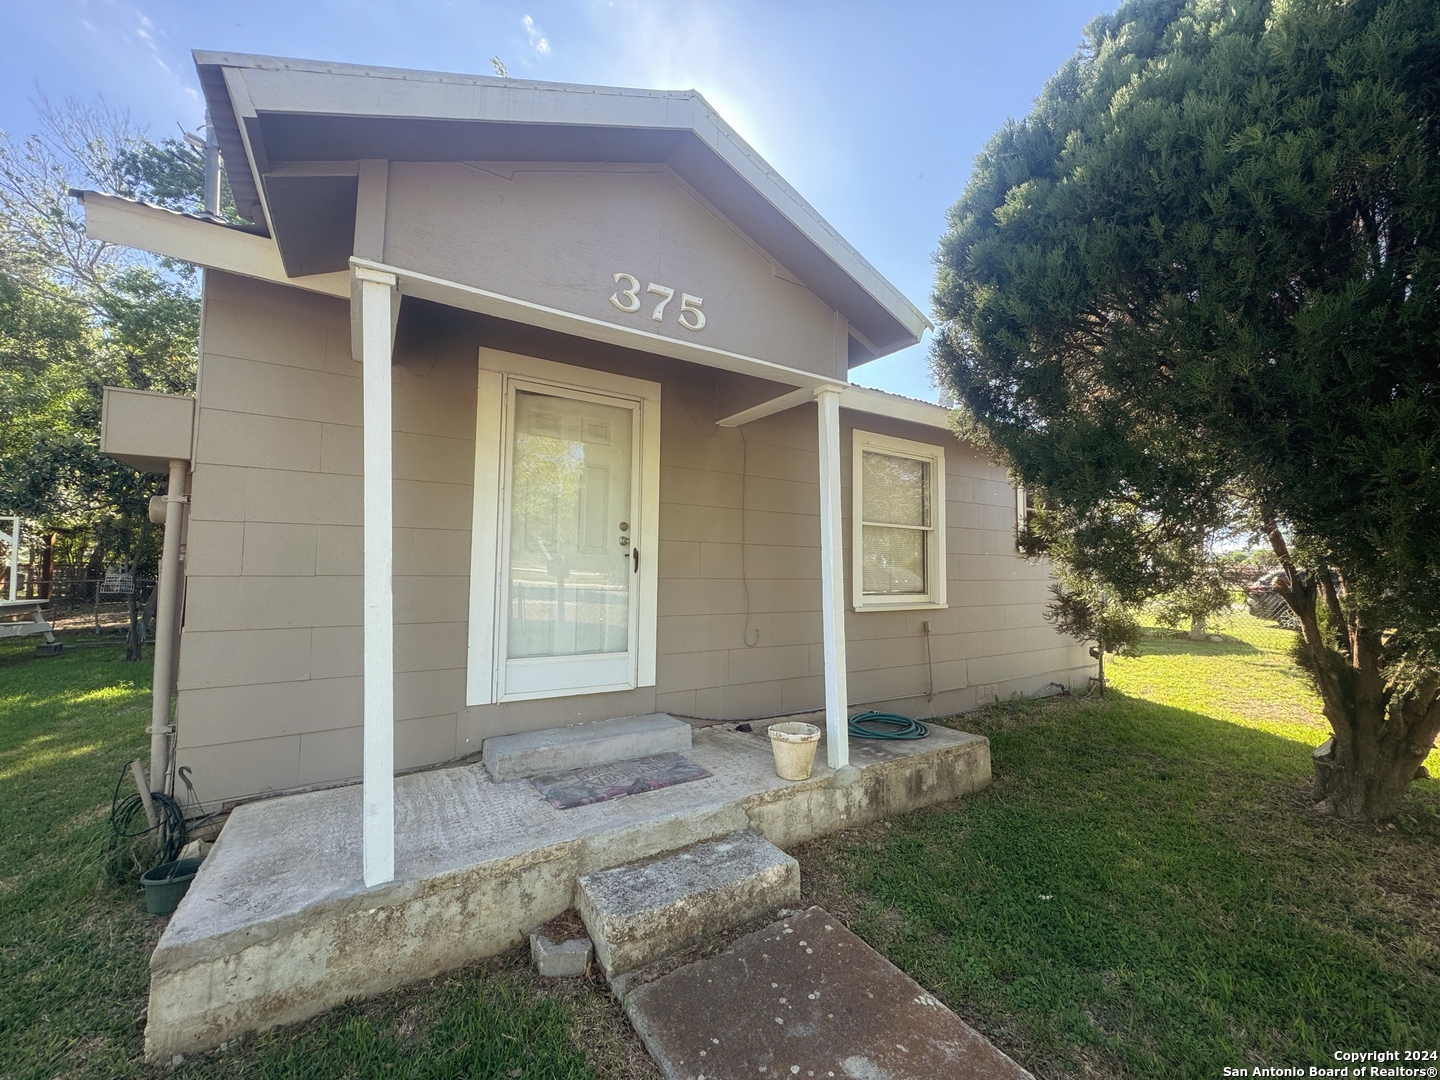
<box><xmin>79</xmin><ymin>52</ymin><xmax>1091</xmax><ymax>1055</ymax></box>
<box><xmin>84</xmin><ymin>49</ymin><xmax>1091</xmax><ymax>843</ymax></box>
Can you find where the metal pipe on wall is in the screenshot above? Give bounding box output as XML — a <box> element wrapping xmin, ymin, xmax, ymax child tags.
<box><xmin>148</xmin><ymin>458</ymin><xmax>188</xmax><ymax>793</ymax></box>
<box><xmin>202</xmin><ymin>111</ymin><xmax>221</xmax><ymax>218</ymax></box>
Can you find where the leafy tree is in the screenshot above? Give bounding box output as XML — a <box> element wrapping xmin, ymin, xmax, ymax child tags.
<box><xmin>1153</xmin><ymin>568</ymin><xmax>1235</xmax><ymax>639</ymax></box>
<box><xmin>932</xmin><ymin>0</ymin><xmax>1440</xmax><ymax>820</ymax></box>
<box><xmin>0</xmin><ymin>97</ymin><xmax>207</xmax><ymax>622</ymax></box>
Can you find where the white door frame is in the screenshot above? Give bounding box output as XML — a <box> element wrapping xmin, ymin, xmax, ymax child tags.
<box><xmin>466</xmin><ymin>348</ymin><xmax>661</xmax><ymax>707</ymax></box>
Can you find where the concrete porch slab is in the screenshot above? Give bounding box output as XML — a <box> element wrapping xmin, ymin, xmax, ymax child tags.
<box><xmin>145</xmin><ymin>724</ymin><xmax>990</xmax><ymax>1062</ymax></box>
<box><xmin>618</xmin><ymin>906</ymin><xmax>1034</xmax><ymax>1079</ymax></box>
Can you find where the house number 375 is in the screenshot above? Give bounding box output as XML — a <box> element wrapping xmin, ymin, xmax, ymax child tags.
<box><xmin>609</xmin><ymin>273</ymin><xmax>706</xmax><ymax>331</ymax></box>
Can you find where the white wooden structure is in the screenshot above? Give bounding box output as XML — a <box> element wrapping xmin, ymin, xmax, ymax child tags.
<box><xmin>1</xmin><ymin>516</ymin><xmax>19</xmax><ymax>603</ymax></box>
<box><xmin>0</xmin><ymin>601</ymin><xmax>55</xmax><ymax>643</ymax></box>
<box><xmin>0</xmin><ymin>517</ymin><xmax>54</xmax><ymax>643</ymax></box>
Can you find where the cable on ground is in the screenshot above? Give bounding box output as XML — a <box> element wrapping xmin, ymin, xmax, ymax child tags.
<box><xmin>109</xmin><ymin>761</ymin><xmax>187</xmax><ymax>865</ymax></box>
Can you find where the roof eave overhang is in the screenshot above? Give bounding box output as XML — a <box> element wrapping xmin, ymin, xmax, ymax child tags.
<box><xmin>67</xmin><ymin>189</ymin><xmax>854</xmax><ymax>390</ymax></box>
<box><xmin>192</xmin><ymin>51</ymin><xmax>930</xmax><ymax>362</ymax></box>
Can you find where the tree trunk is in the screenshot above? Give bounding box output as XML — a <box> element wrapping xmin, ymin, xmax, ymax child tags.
<box><xmin>1300</xmin><ymin>597</ymin><xmax>1440</xmax><ymax>821</ymax></box>
<box><xmin>1188</xmin><ymin>617</ymin><xmax>1206</xmax><ymax>641</ymax></box>
<box><xmin>1265</xmin><ymin>524</ymin><xmax>1440</xmax><ymax>822</ymax></box>
<box><xmin>39</xmin><ymin>533</ymin><xmax>54</xmax><ymax>601</ymax></box>
<box><xmin>140</xmin><ymin>584</ymin><xmax>158</xmax><ymax>643</ymax></box>
<box><xmin>1308</xmin><ymin>688</ymin><xmax>1440</xmax><ymax>821</ymax></box>
<box><xmin>83</xmin><ymin>537</ymin><xmax>105</xmax><ymax>607</ymax></box>
<box><xmin>125</xmin><ymin>586</ymin><xmax>141</xmax><ymax>660</ymax></box>
<box><xmin>125</xmin><ymin>518</ymin><xmax>150</xmax><ymax>662</ymax></box>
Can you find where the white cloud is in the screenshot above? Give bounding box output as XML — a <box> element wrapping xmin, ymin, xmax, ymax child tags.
<box><xmin>60</xmin><ymin>0</ymin><xmax>201</xmax><ymax>114</ymax></box>
<box><xmin>523</xmin><ymin>14</ymin><xmax>551</xmax><ymax>56</ymax></box>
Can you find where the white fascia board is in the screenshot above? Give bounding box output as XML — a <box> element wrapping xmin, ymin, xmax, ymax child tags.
<box><xmin>224</xmin><ymin>58</ymin><xmax>695</xmax><ymax>129</ymax></box>
<box><xmin>352</xmin><ymin>257</ymin><xmax>841</xmax><ymax>391</ymax></box>
<box><xmin>195</xmin><ymin>52</ymin><xmax>929</xmax><ymax>347</ymax></box>
<box><xmin>221</xmin><ymin>67</ymin><xmax>278</xmax><ymax>241</ymax></box>
<box><xmin>74</xmin><ymin>192</ymin><xmax>347</xmax><ymax>298</ymax></box>
<box><xmin>839</xmin><ymin>384</ymin><xmax>955</xmax><ymax>431</ymax></box>
<box><xmin>688</xmin><ymin>97</ymin><xmax>932</xmax><ymax>343</ymax></box>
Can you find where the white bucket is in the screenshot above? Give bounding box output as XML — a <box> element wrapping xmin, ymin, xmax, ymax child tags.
<box><xmin>767</xmin><ymin>722</ymin><xmax>821</xmax><ymax>781</ymax></box>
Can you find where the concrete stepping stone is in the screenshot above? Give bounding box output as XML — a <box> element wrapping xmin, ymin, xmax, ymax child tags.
<box><xmin>482</xmin><ymin>713</ymin><xmax>692</xmax><ymax>781</ymax></box>
<box><xmin>578</xmin><ymin>831</ymin><xmax>799</xmax><ymax>976</ymax></box>
<box><xmin>616</xmin><ymin>906</ymin><xmax>1035</xmax><ymax>1079</ymax></box>
<box><xmin>529</xmin><ymin>931</ymin><xmax>593</xmax><ymax>977</ymax></box>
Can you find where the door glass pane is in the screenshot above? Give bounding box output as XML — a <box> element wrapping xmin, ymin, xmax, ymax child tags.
<box><xmin>862</xmin><ymin>451</ymin><xmax>929</xmax><ymax>526</ymax></box>
<box><xmin>862</xmin><ymin>525</ymin><xmax>927</xmax><ymax>595</ymax></box>
<box><xmin>507</xmin><ymin>390</ymin><xmax>633</xmax><ymax>659</ymax></box>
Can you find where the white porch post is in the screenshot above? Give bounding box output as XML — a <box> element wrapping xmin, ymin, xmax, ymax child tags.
<box><xmin>355</xmin><ymin>266</ymin><xmax>398</xmax><ymax>887</ymax></box>
<box><xmin>814</xmin><ymin>386</ymin><xmax>850</xmax><ymax>769</ymax></box>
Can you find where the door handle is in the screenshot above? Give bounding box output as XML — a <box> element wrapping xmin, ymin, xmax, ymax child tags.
<box><xmin>632</xmin><ymin>548</ymin><xmax>639</xmax><ymax>574</ymax></box>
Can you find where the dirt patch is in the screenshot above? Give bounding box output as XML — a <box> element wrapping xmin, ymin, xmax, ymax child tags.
<box><xmin>534</xmin><ymin>908</ymin><xmax>588</xmax><ymax>944</ymax></box>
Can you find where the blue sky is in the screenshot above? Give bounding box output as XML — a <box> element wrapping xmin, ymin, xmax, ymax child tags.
<box><xmin>0</xmin><ymin>0</ymin><xmax>1106</xmax><ymax>400</ymax></box>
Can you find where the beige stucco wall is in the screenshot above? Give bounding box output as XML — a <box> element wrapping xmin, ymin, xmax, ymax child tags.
<box><xmin>382</xmin><ymin>163</ymin><xmax>848</xmax><ymax>381</ymax></box>
<box><xmin>175</xmin><ymin>271</ymin><xmax>1089</xmax><ymax>803</ymax></box>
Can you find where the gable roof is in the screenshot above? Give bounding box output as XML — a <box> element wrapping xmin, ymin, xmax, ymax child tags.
<box><xmin>193</xmin><ymin>51</ymin><xmax>929</xmax><ymax>365</ymax></box>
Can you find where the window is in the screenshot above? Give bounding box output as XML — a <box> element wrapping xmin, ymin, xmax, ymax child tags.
<box><xmin>851</xmin><ymin>430</ymin><xmax>947</xmax><ymax>611</ymax></box>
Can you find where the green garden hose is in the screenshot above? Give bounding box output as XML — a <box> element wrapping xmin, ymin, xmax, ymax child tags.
<box><xmin>848</xmin><ymin>711</ymin><xmax>929</xmax><ymax>740</ymax></box>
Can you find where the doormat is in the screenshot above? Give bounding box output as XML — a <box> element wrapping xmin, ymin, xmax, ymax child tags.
<box><xmin>533</xmin><ymin>752</ymin><xmax>713</xmax><ymax>810</ymax></box>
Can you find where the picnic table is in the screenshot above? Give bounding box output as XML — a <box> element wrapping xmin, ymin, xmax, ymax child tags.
<box><xmin>0</xmin><ymin>599</ymin><xmax>56</xmax><ymax>643</ymax></box>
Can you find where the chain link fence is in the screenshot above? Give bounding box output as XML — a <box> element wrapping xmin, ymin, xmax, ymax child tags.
<box><xmin>1246</xmin><ymin>589</ymin><xmax>1300</xmax><ymax>629</ymax></box>
<box><xmin>7</xmin><ymin>567</ymin><xmax>160</xmax><ymax>636</ymax></box>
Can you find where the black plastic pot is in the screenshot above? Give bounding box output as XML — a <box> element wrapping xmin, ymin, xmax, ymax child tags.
<box><xmin>140</xmin><ymin>856</ymin><xmax>204</xmax><ymax>915</ymax></box>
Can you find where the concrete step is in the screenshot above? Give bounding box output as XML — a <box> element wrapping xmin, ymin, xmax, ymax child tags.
<box><xmin>482</xmin><ymin>713</ymin><xmax>692</xmax><ymax>782</ymax></box>
<box><xmin>578</xmin><ymin>830</ymin><xmax>800</xmax><ymax>977</ymax></box>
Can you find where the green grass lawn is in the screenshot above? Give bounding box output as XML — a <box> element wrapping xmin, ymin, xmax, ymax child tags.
<box><xmin>0</xmin><ymin>638</ymin><xmax>161</xmax><ymax>1080</ymax></box>
<box><xmin>801</xmin><ymin>612</ymin><xmax>1440</xmax><ymax>1078</ymax></box>
<box><xmin>3</xmin><ymin>614</ymin><xmax>1437</xmax><ymax>1078</ymax></box>
<box><xmin>0</xmin><ymin>639</ymin><xmax>650</xmax><ymax>1080</ymax></box>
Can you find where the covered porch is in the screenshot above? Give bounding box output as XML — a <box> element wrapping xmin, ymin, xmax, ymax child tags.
<box><xmin>348</xmin><ymin>253</ymin><xmax>884</xmax><ymax>887</ymax></box>
<box><xmin>143</xmin><ymin>716</ymin><xmax>991</xmax><ymax>1060</ymax></box>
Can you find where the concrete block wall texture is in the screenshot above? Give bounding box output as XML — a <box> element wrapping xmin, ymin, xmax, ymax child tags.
<box><xmin>174</xmin><ymin>271</ymin><xmax>1089</xmax><ymax>804</ymax></box>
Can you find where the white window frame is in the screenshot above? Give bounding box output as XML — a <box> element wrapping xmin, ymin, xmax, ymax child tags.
<box><xmin>851</xmin><ymin>430</ymin><xmax>947</xmax><ymax>612</ymax></box>
<box><xmin>466</xmin><ymin>348</ymin><xmax>661</xmax><ymax>706</ymax></box>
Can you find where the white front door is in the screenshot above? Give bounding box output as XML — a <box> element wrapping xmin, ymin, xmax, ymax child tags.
<box><xmin>497</xmin><ymin>383</ymin><xmax>640</xmax><ymax>699</ymax></box>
